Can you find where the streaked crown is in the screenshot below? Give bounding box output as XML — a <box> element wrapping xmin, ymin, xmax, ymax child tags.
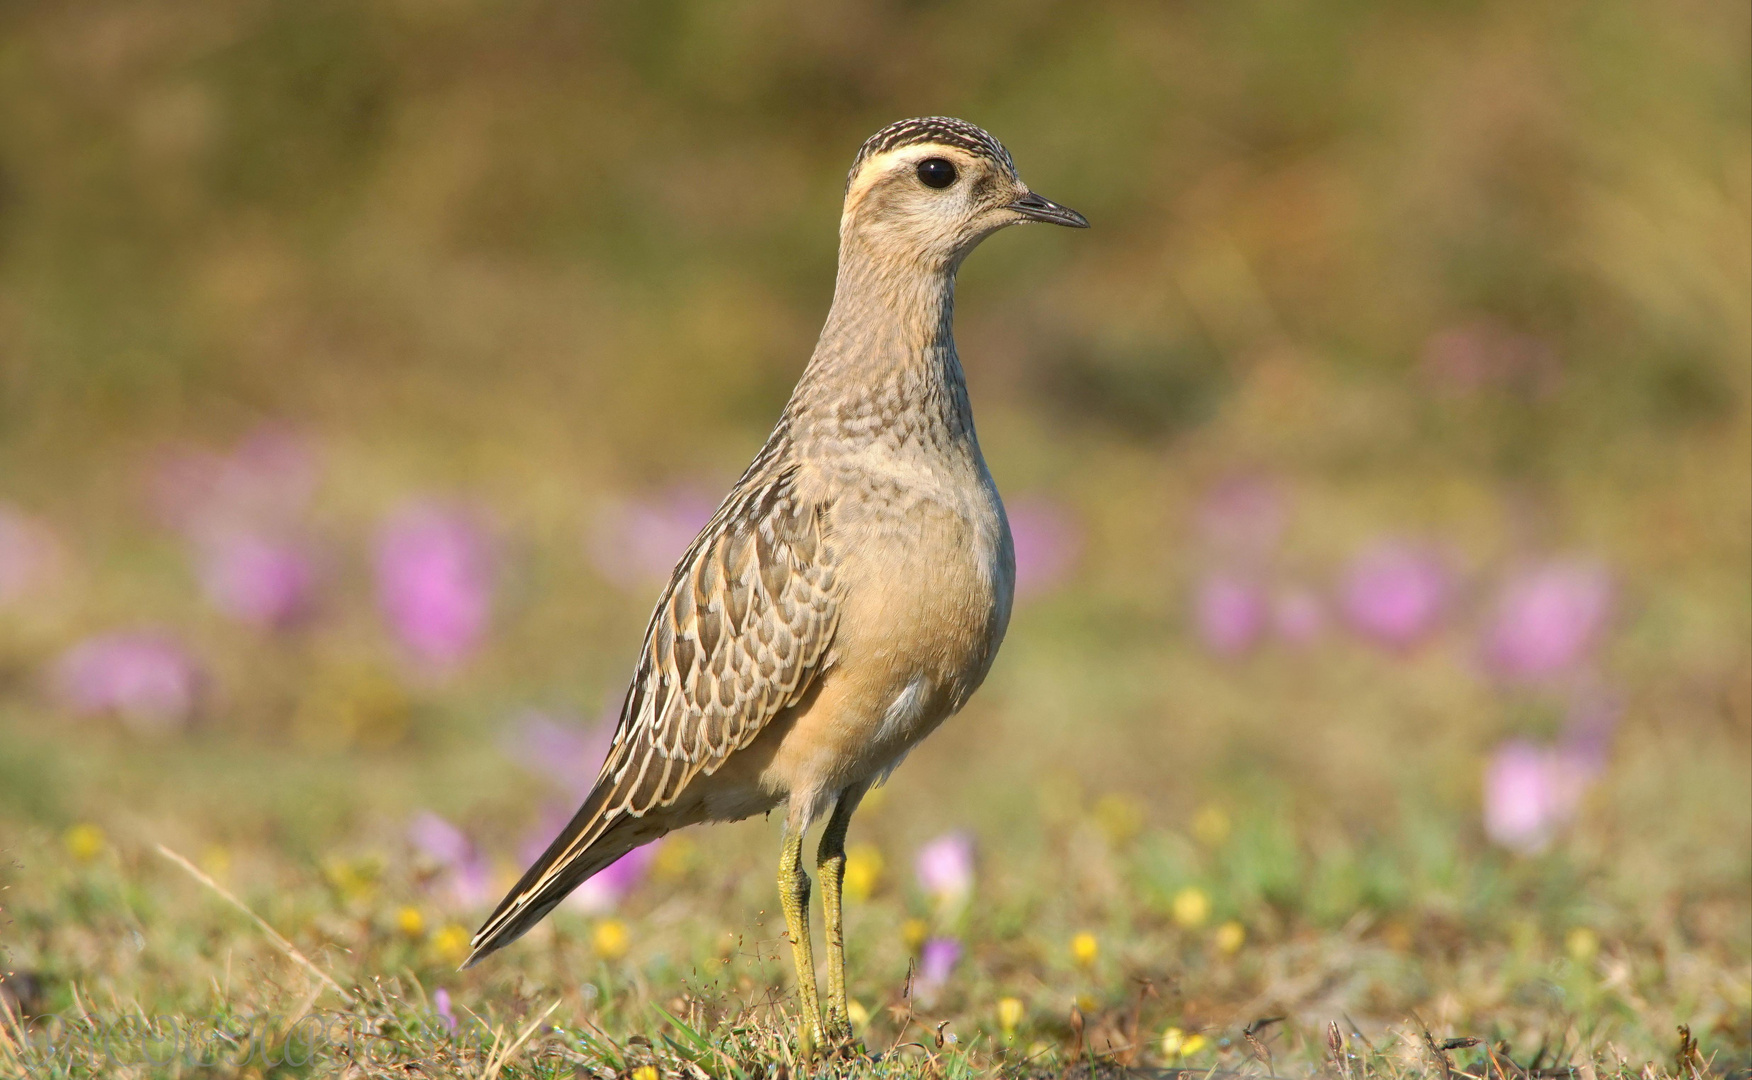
<box><xmin>848</xmin><ymin>117</ymin><xmax>1018</xmax><ymax>189</ymax></box>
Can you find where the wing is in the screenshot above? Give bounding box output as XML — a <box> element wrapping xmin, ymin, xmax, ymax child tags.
<box><xmin>598</xmin><ymin>462</ymin><xmax>839</xmax><ymax>814</ymax></box>
<box><xmin>466</xmin><ymin>457</ymin><xmax>838</xmax><ymax>964</ymax></box>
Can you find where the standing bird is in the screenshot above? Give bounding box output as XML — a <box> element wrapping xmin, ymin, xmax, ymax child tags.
<box><xmin>465</xmin><ymin>117</ymin><xmax>1087</xmax><ymax>1044</ymax></box>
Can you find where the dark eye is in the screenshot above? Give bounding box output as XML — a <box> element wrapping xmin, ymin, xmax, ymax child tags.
<box><xmin>916</xmin><ymin>158</ymin><xmax>957</xmax><ymax>189</ymax></box>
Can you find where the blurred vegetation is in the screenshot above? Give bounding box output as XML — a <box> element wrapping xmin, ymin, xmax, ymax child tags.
<box><xmin>0</xmin><ymin>0</ymin><xmax>1747</xmax><ymax>1076</ymax></box>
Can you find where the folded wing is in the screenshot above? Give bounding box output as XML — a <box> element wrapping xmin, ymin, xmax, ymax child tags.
<box><xmin>466</xmin><ymin>460</ymin><xmax>838</xmax><ymax>964</ymax></box>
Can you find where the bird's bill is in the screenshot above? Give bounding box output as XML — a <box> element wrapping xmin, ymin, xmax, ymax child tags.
<box><xmin>1007</xmin><ymin>190</ymin><xmax>1089</xmax><ymax>228</ymax></box>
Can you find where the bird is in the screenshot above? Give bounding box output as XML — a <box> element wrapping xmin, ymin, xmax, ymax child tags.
<box><xmin>464</xmin><ymin>116</ymin><xmax>1087</xmax><ymax>1045</ymax></box>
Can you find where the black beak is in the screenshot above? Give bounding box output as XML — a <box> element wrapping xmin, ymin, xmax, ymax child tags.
<box><xmin>1008</xmin><ymin>190</ymin><xmax>1089</xmax><ymax>228</ymax></box>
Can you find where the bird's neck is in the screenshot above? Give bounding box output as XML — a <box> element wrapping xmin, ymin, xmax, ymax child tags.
<box><xmin>788</xmin><ymin>232</ymin><xmax>974</xmax><ymax>451</ymax></box>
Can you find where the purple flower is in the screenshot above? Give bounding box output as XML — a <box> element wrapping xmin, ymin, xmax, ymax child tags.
<box><xmin>409</xmin><ymin>811</ymin><xmax>475</xmax><ymax>867</ymax></box>
<box><xmin>53</xmin><ymin>631</ymin><xmax>202</xmax><ymax>735</ymax></box>
<box><xmin>1482</xmin><ymin>559</ymin><xmax>1613</xmax><ymax>682</ymax></box>
<box><xmin>374</xmin><ymin>502</ymin><xmax>495</xmax><ymax>669</ymax></box>
<box><xmin>1193</xmin><ymin>572</ymin><xmax>1266</xmax><ymax>656</ymax></box>
<box><xmin>1195</xmin><ymin>475</ymin><xmax>1286</xmax><ymax>561</ymax></box>
<box><xmin>1561</xmin><ymin>687</ymin><xmax>1622</xmax><ymax>768</ymax></box>
<box><xmin>587</xmin><ymin>488</ymin><xmax>716</xmax><ymax>586</ymax></box>
<box><xmin>501</xmin><ymin>710</ymin><xmax>614</xmax><ymax>797</ymax></box>
<box><xmin>517</xmin><ymin>805</ymin><xmax>661</xmax><ymax>913</ymax></box>
<box><xmin>1340</xmin><ymin>541</ymin><xmax>1451</xmax><ymax>649</ymax></box>
<box><xmin>195</xmin><ymin>530</ymin><xmax>317</xmax><ymax>629</ymax></box>
<box><xmin>1421</xmin><ymin>320</ymin><xmax>1560</xmax><ymax>399</ymax></box>
<box><xmin>149</xmin><ymin>425</ymin><xmax>319</xmax><ymax>536</ymax></box>
<box><xmin>569</xmin><ymin>843</ymin><xmax>660</xmax><ymax>913</ymax></box>
<box><xmin>408</xmin><ymin>811</ymin><xmax>493</xmax><ymax>910</ymax></box>
<box><xmin>432</xmin><ymin>988</ymin><xmax>457</xmax><ymax>1035</ymax></box>
<box><xmin>916</xmin><ymin>937</ymin><xmax>961</xmax><ymax>1001</ymax></box>
<box><xmin>915</xmin><ymin>832</ymin><xmax>975</xmax><ymax>908</ymax></box>
<box><xmin>1007</xmin><ymin>497</ymin><xmax>1082</xmax><ymax>598</ymax></box>
<box><xmin>1272</xmin><ymin>587</ymin><xmax>1326</xmax><ymax>646</ymax></box>
<box><xmin>1482</xmin><ymin>739</ymin><xmax>1595</xmax><ymax>854</ymax></box>
<box><xmin>0</xmin><ymin>506</ymin><xmax>63</xmax><ymax>606</ymax></box>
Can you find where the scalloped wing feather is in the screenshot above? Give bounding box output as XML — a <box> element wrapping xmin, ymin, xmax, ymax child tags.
<box><xmin>465</xmin><ymin>462</ymin><xmax>837</xmax><ymax>965</ymax></box>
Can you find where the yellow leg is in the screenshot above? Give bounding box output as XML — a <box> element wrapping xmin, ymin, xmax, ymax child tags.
<box><xmin>816</xmin><ymin>788</ymin><xmax>862</xmax><ymax>1045</ymax></box>
<box><xmin>778</xmin><ymin>830</ymin><xmax>822</xmax><ymax>1046</ymax></box>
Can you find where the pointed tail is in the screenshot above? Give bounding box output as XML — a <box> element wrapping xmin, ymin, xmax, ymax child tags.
<box><xmin>463</xmin><ymin>788</ymin><xmax>644</xmax><ymax>968</ymax></box>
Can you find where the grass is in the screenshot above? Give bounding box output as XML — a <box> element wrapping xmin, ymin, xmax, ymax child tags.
<box><xmin>0</xmin><ymin>703</ymin><xmax>1745</xmax><ymax>1078</ymax></box>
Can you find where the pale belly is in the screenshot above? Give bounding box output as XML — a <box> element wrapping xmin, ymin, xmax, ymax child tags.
<box><xmin>757</xmin><ymin>477</ymin><xmax>1014</xmax><ymax>826</ymax></box>
<box><xmin>665</xmin><ymin>460</ymin><xmax>1014</xmax><ymax>832</ymax></box>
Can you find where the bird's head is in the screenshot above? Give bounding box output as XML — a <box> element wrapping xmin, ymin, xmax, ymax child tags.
<box><xmin>840</xmin><ymin>117</ymin><xmax>1087</xmax><ymax>271</ymax></box>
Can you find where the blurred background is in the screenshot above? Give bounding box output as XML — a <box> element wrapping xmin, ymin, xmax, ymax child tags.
<box><xmin>0</xmin><ymin>0</ymin><xmax>1746</xmax><ymax>1066</ymax></box>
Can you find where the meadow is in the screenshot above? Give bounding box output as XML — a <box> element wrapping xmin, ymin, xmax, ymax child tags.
<box><xmin>0</xmin><ymin>1</ymin><xmax>1748</xmax><ymax>1076</ymax></box>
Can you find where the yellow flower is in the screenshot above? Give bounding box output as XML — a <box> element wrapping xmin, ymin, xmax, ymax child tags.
<box><xmin>1161</xmin><ymin>1027</ymin><xmax>1186</xmax><ymax>1057</ymax></box>
<box><xmin>593</xmin><ymin>918</ymin><xmax>629</xmax><ymax>960</ymax></box>
<box><xmin>1214</xmin><ymin>920</ymin><xmax>1246</xmax><ymax>954</ymax></box>
<box><xmin>63</xmin><ymin>823</ymin><xmax>105</xmax><ymax>863</ymax></box>
<box><xmin>1191</xmin><ymin>805</ymin><xmax>1231</xmax><ymax>847</ymax></box>
<box><xmin>846</xmin><ymin>1000</ymin><xmax>870</xmax><ymax>1031</ymax></box>
<box><xmin>1093</xmin><ymin>793</ymin><xmax>1145</xmax><ymax>845</ymax></box>
<box><xmin>652</xmin><ymin>836</ymin><xmax>696</xmax><ymax>881</ymax></box>
<box><xmin>1382</xmin><ymin>921</ymin><xmax>1414</xmax><ymax>951</ymax></box>
<box><xmin>434</xmin><ymin>923</ymin><xmax>471</xmax><ymax>965</ymax></box>
<box><xmin>901</xmin><ymin>917</ymin><xmax>929</xmax><ymax>952</ymax></box>
<box><xmin>632</xmin><ymin>1066</ymin><xmax>658</xmax><ymax>1080</ymax></box>
<box><xmin>1171</xmin><ymin>886</ymin><xmax>1210</xmax><ymax>929</ymax></box>
<box><xmin>842</xmin><ymin>844</ymin><xmax>885</xmax><ymax>902</ymax></box>
<box><xmin>1566</xmin><ymin>927</ymin><xmax>1599</xmax><ymax>963</ymax></box>
<box><xmin>396</xmin><ymin>906</ymin><xmax>426</xmax><ymax>939</ymax></box>
<box><xmin>292</xmin><ymin>665</ymin><xmax>411</xmax><ymax>753</ymax></box>
<box><xmin>1070</xmin><ymin>932</ymin><xmax>1099</xmax><ymax>968</ymax></box>
<box><xmin>322</xmin><ymin>855</ymin><xmax>382</xmax><ymax>904</ymax></box>
<box><xmin>1161</xmin><ymin>1027</ymin><xmax>1208</xmax><ymax>1058</ymax></box>
<box><xmin>199</xmin><ymin>844</ymin><xmax>231</xmax><ymax>882</ymax></box>
<box><xmin>997</xmin><ymin>997</ymin><xmax>1025</xmax><ymax>1037</ymax></box>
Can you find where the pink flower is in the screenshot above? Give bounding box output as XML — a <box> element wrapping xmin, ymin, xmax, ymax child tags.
<box><xmin>915</xmin><ymin>832</ymin><xmax>975</xmax><ymax>908</ymax></box>
<box><xmin>409</xmin><ymin>810</ymin><xmax>474</xmax><ymax>867</ymax></box>
<box><xmin>1272</xmin><ymin>587</ymin><xmax>1326</xmax><ymax>645</ymax></box>
<box><xmin>1340</xmin><ymin>541</ymin><xmax>1451</xmax><ymax>649</ymax></box>
<box><xmin>407</xmin><ymin>811</ymin><xmax>492</xmax><ymax>910</ymax></box>
<box><xmin>502</xmin><ymin>710</ymin><xmax>613</xmax><ymax>797</ymax></box>
<box><xmin>1482</xmin><ymin>560</ymin><xmax>1613</xmax><ymax>682</ymax></box>
<box><xmin>1007</xmin><ymin>496</ymin><xmax>1082</xmax><ymax>598</ymax></box>
<box><xmin>195</xmin><ymin>530</ymin><xmax>318</xmax><ymax>629</ymax></box>
<box><xmin>1195</xmin><ymin>475</ymin><xmax>1286</xmax><ymax>561</ymax></box>
<box><xmin>1482</xmin><ymin>739</ymin><xmax>1595</xmax><ymax>854</ymax></box>
<box><xmin>374</xmin><ymin>502</ymin><xmax>495</xmax><ymax>669</ymax></box>
<box><xmin>149</xmin><ymin>425</ymin><xmax>319</xmax><ymax>536</ymax></box>
<box><xmin>432</xmin><ymin>988</ymin><xmax>457</xmax><ymax>1035</ymax></box>
<box><xmin>518</xmin><ymin>805</ymin><xmax>661</xmax><ymax>913</ymax></box>
<box><xmin>587</xmin><ymin>488</ymin><xmax>716</xmax><ymax>586</ymax></box>
<box><xmin>569</xmin><ymin>843</ymin><xmax>660</xmax><ymax>913</ymax></box>
<box><xmin>53</xmin><ymin>631</ymin><xmax>202</xmax><ymax>735</ymax></box>
<box><xmin>0</xmin><ymin>506</ymin><xmax>64</xmax><ymax>607</ymax></box>
<box><xmin>916</xmin><ymin>937</ymin><xmax>961</xmax><ymax>1001</ymax></box>
<box><xmin>1193</xmin><ymin>572</ymin><xmax>1266</xmax><ymax>656</ymax></box>
<box><xmin>1561</xmin><ymin>687</ymin><xmax>1621</xmax><ymax>767</ymax></box>
<box><xmin>1421</xmin><ymin>320</ymin><xmax>1560</xmax><ymax>398</ymax></box>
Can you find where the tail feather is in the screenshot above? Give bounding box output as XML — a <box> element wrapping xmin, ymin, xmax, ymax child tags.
<box><xmin>464</xmin><ymin>789</ymin><xmax>635</xmax><ymax>968</ymax></box>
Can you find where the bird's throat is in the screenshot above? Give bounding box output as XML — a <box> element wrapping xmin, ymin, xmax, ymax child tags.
<box><xmin>791</xmin><ymin>239</ymin><xmax>971</xmax><ymax>449</ymax></box>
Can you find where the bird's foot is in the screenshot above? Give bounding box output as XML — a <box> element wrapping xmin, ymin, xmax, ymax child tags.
<box><xmin>817</xmin><ymin>1016</ymin><xmax>864</xmax><ymax>1058</ymax></box>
